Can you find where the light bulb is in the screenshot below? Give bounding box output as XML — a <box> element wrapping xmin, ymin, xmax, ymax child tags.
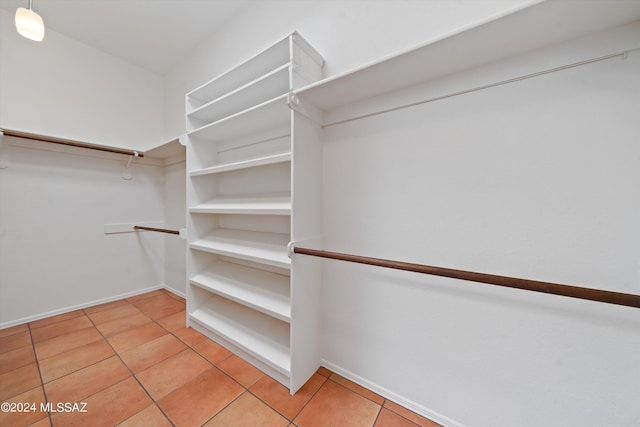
<box><xmin>15</xmin><ymin>6</ymin><xmax>45</xmax><ymax>42</ymax></box>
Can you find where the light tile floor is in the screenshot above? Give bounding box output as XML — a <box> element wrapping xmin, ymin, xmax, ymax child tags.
<box><xmin>0</xmin><ymin>290</ymin><xmax>441</xmax><ymax>427</ymax></box>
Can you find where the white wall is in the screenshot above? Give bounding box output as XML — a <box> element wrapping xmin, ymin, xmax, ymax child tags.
<box><xmin>0</xmin><ymin>9</ymin><xmax>164</xmax><ymax>150</ymax></box>
<box><xmin>0</xmin><ymin>8</ymin><xmax>172</xmax><ymax>325</ymax></box>
<box><xmin>319</xmin><ymin>23</ymin><xmax>640</xmax><ymax>427</ymax></box>
<box><xmin>0</xmin><ymin>138</ymin><xmax>166</xmax><ymax>326</ymax></box>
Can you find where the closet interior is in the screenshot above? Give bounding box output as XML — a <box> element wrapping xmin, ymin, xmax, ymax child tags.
<box><xmin>1</xmin><ymin>1</ymin><xmax>639</xmax><ymax>426</ymax></box>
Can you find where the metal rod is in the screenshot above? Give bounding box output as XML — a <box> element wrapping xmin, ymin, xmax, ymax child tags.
<box><xmin>324</xmin><ymin>48</ymin><xmax>638</xmax><ymax>128</ymax></box>
<box><xmin>1</xmin><ymin>128</ymin><xmax>144</xmax><ymax>157</ymax></box>
<box><xmin>293</xmin><ymin>247</ymin><xmax>640</xmax><ymax>309</ymax></box>
<box><xmin>134</xmin><ymin>226</ymin><xmax>180</xmax><ymax>235</ymax></box>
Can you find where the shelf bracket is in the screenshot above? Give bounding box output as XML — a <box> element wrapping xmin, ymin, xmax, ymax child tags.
<box><xmin>288</xmin><ymin>237</ymin><xmax>324</xmax><ymax>259</ymax></box>
<box><xmin>122</xmin><ymin>150</ymin><xmax>139</xmax><ymax>180</ymax></box>
<box><xmin>287</xmin><ymin>241</ymin><xmax>297</xmax><ymax>259</ymax></box>
<box><xmin>0</xmin><ymin>130</ymin><xmax>7</xmax><ymax>169</ymax></box>
<box><xmin>287</xmin><ymin>92</ymin><xmax>324</xmax><ymax>126</ymax></box>
<box><xmin>179</xmin><ymin>228</ymin><xmax>187</xmax><ymax>240</ymax></box>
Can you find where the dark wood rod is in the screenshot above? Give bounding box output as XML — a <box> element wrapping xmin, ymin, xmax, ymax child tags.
<box><xmin>293</xmin><ymin>247</ymin><xmax>640</xmax><ymax>309</ymax></box>
<box><xmin>1</xmin><ymin>128</ymin><xmax>144</xmax><ymax>157</ymax></box>
<box><xmin>134</xmin><ymin>226</ymin><xmax>180</xmax><ymax>235</ymax></box>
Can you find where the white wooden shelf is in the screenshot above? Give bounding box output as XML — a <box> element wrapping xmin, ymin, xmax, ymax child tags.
<box><xmin>188</xmin><ymin>64</ymin><xmax>290</xmax><ymax>124</ymax></box>
<box><xmin>190</xmin><ymin>260</ymin><xmax>291</xmax><ymax>322</ymax></box>
<box><xmin>190</xmin><ymin>193</ymin><xmax>291</xmax><ymax>215</ymax></box>
<box><xmin>187</xmin><ymin>37</ymin><xmax>291</xmax><ymax>107</ymax></box>
<box><xmin>190</xmin><ymin>228</ymin><xmax>290</xmax><ymax>269</ymax></box>
<box><xmin>190</xmin><ymin>152</ymin><xmax>291</xmax><ymax>176</ymax></box>
<box><xmin>190</xmin><ymin>296</ymin><xmax>291</xmax><ymax>377</ymax></box>
<box><xmin>294</xmin><ymin>1</ymin><xmax>640</xmax><ymax>114</ymax></box>
<box><xmin>188</xmin><ymin>95</ymin><xmax>291</xmax><ymax>141</ymax></box>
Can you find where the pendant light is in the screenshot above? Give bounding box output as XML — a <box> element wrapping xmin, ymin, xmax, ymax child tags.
<box><xmin>15</xmin><ymin>0</ymin><xmax>45</xmax><ymax>42</ymax></box>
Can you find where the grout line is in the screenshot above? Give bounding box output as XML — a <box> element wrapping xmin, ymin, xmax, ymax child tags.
<box><xmin>199</xmin><ymin>389</ymin><xmax>249</xmax><ymax>426</ymax></box>
<box><xmin>176</xmin><ymin>328</ymin><xmax>262</xmax><ymax>423</ymax></box>
<box><xmin>372</xmin><ymin>401</ymin><xmax>385</xmax><ymax>427</ymax></box>
<box><xmin>184</xmin><ymin>341</ymin><xmax>280</xmax><ymax>425</ymax></box>
<box><xmin>245</xmin><ymin>386</ymin><xmax>295</xmax><ymax>422</ymax></box>
<box><xmin>322</xmin><ymin>379</ymin><xmax>385</xmax><ymax>423</ymax></box>
<box><xmin>29</xmin><ymin>310</ymin><xmax>86</xmax><ymax>331</ymax></box>
<box><xmin>110</xmin><ymin>292</ymin><xmax>262</xmax><ymax>426</ymax></box>
<box><xmin>137</xmin><ymin>293</ymin><xmax>265</xmax><ymax>401</ymax></box>
<box><xmin>7</xmin><ymin>292</ymin><xmax>232</xmax><ymax>426</ymax></box>
<box><xmin>327</xmin><ymin>373</ymin><xmax>385</xmax><ymax>406</ymax></box>
<box><xmin>289</xmin><ymin>374</ymin><xmax>330</xmax><ymax>421</ymax></box>
<box><xmin>0</xmin><ymin>324</ymin><xmax>27</xmax><ymax>339</ymax></box>
<box><xmin>246</xmin><ymin>371</ymin><xmax>331</xmax><ymax>423</ymax></box>
<box><xmin>83</xmin><ymin>301</ymin><xmax>177</xmax><ymax>427</ymax></box>
<box><xmin>189</xmin><ymin>339</ymin><xmax>234</xmax><ymax>365</ymax></box>
<box><xmin>26</xmin><ymin>323</ymin><xmax>54</xmax><ymax>427</ymax></box>
<box><xmin>382</xmin><ymin>399</ymin><xmax>442</xmax><ymax>427</ymax></box>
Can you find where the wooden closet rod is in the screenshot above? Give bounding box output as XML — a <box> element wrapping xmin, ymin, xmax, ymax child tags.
<box><xmin>134</xmin><ymin>226</ymin><xmax>180</xmax><ymax>235</ymax></box>
<box><xmin>292</xmin><ymin>247</ymin><xmax>640</xmax><ymax>309</ymax></box>
<box><xmin>1</xmin><ymin>128</ymin><xmax>144</xmax><ymax>157</ymax></box>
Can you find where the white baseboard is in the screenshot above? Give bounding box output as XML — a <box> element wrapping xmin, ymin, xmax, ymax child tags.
<box><xmin>0</xmin><ymin>285</ymin><xmax>172</xmax><ymax>329</ymax></box>
<box><xmin>162</xmin><ymin>285</ymin><xmax>186</xmax><ymax>299</ymax></box>
<box><xmin>321</xmin><ymin>359</ymin><xmax>466</xmax><ymax>427</ymax></box>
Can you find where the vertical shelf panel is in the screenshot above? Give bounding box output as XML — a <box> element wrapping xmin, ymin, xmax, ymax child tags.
<box><xmin>290</xmin><ymin>112</ymin><xmax>324</xmax><ymax>393</ymax></box>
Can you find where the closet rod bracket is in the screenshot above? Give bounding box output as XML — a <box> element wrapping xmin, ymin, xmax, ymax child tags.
<box><xmin>287</xmin><ymin>92</ymin><xmax>323</xmax><ymax>125</ymax></box>
<box><xmin>122</xmin><ymin>151</ymin><xmax>139</xmax><ymax>180</ymax></box>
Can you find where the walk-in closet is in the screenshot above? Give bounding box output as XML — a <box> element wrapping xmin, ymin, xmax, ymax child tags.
<box><xmin>1</xmin><ymin>1</ymin><xmax>639</xmax><ymax>426</ymax></box>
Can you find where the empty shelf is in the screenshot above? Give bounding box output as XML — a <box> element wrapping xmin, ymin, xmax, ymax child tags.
<box><xmin>190</xmin><ymin>228</ymin><xmax>291</xmax><ymax>269</ymax></box>
<box><xmin>190</xmin><ymin>296</ymin><xmax>291</xmax><ymax>376</ymax></box>
<box><xmin>190</xmin><ymin>152</ymin><xmax>292</xmax><ymax>176</ymax></box>
<box><xmin>188</xmin><ymin>95</ymin><xmax>291</xmax><ymax>142</ymax></box>
<box><xmin>190</xmin><ymin>193</ymin><xmax>291</xmax><ymax>215</ymax></box>
<box><xmin>190</xmin><ymin>260</ymin><xmax>291</xmax><ymax>322</ymax></box>
<box><xmin>187</xmin><ymin>37</ymin><xmax>290</xmax><ymax>105</ymax></box>
<box><xmin>188</xmin><ymin>64</ymin><xmax>290</xmax><ymax>124</ymax></box>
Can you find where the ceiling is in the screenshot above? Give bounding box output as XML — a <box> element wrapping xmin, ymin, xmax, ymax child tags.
<box><xmin>0</xmin><ymin>0</ymin><xmax>252</xmax><ymax>75</ymax></box>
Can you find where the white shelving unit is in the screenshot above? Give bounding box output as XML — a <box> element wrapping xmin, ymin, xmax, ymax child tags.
<box><xmin>185</xmin><ymin>32</ymin><xmax>324</xmax><ymax>393</ymax></box>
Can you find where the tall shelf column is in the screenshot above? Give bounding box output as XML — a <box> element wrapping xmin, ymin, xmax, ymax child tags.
<box><xmin>184</xmin><ymin>32</ymin><xmax>323</xmax><ymax>393</ymax></box>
